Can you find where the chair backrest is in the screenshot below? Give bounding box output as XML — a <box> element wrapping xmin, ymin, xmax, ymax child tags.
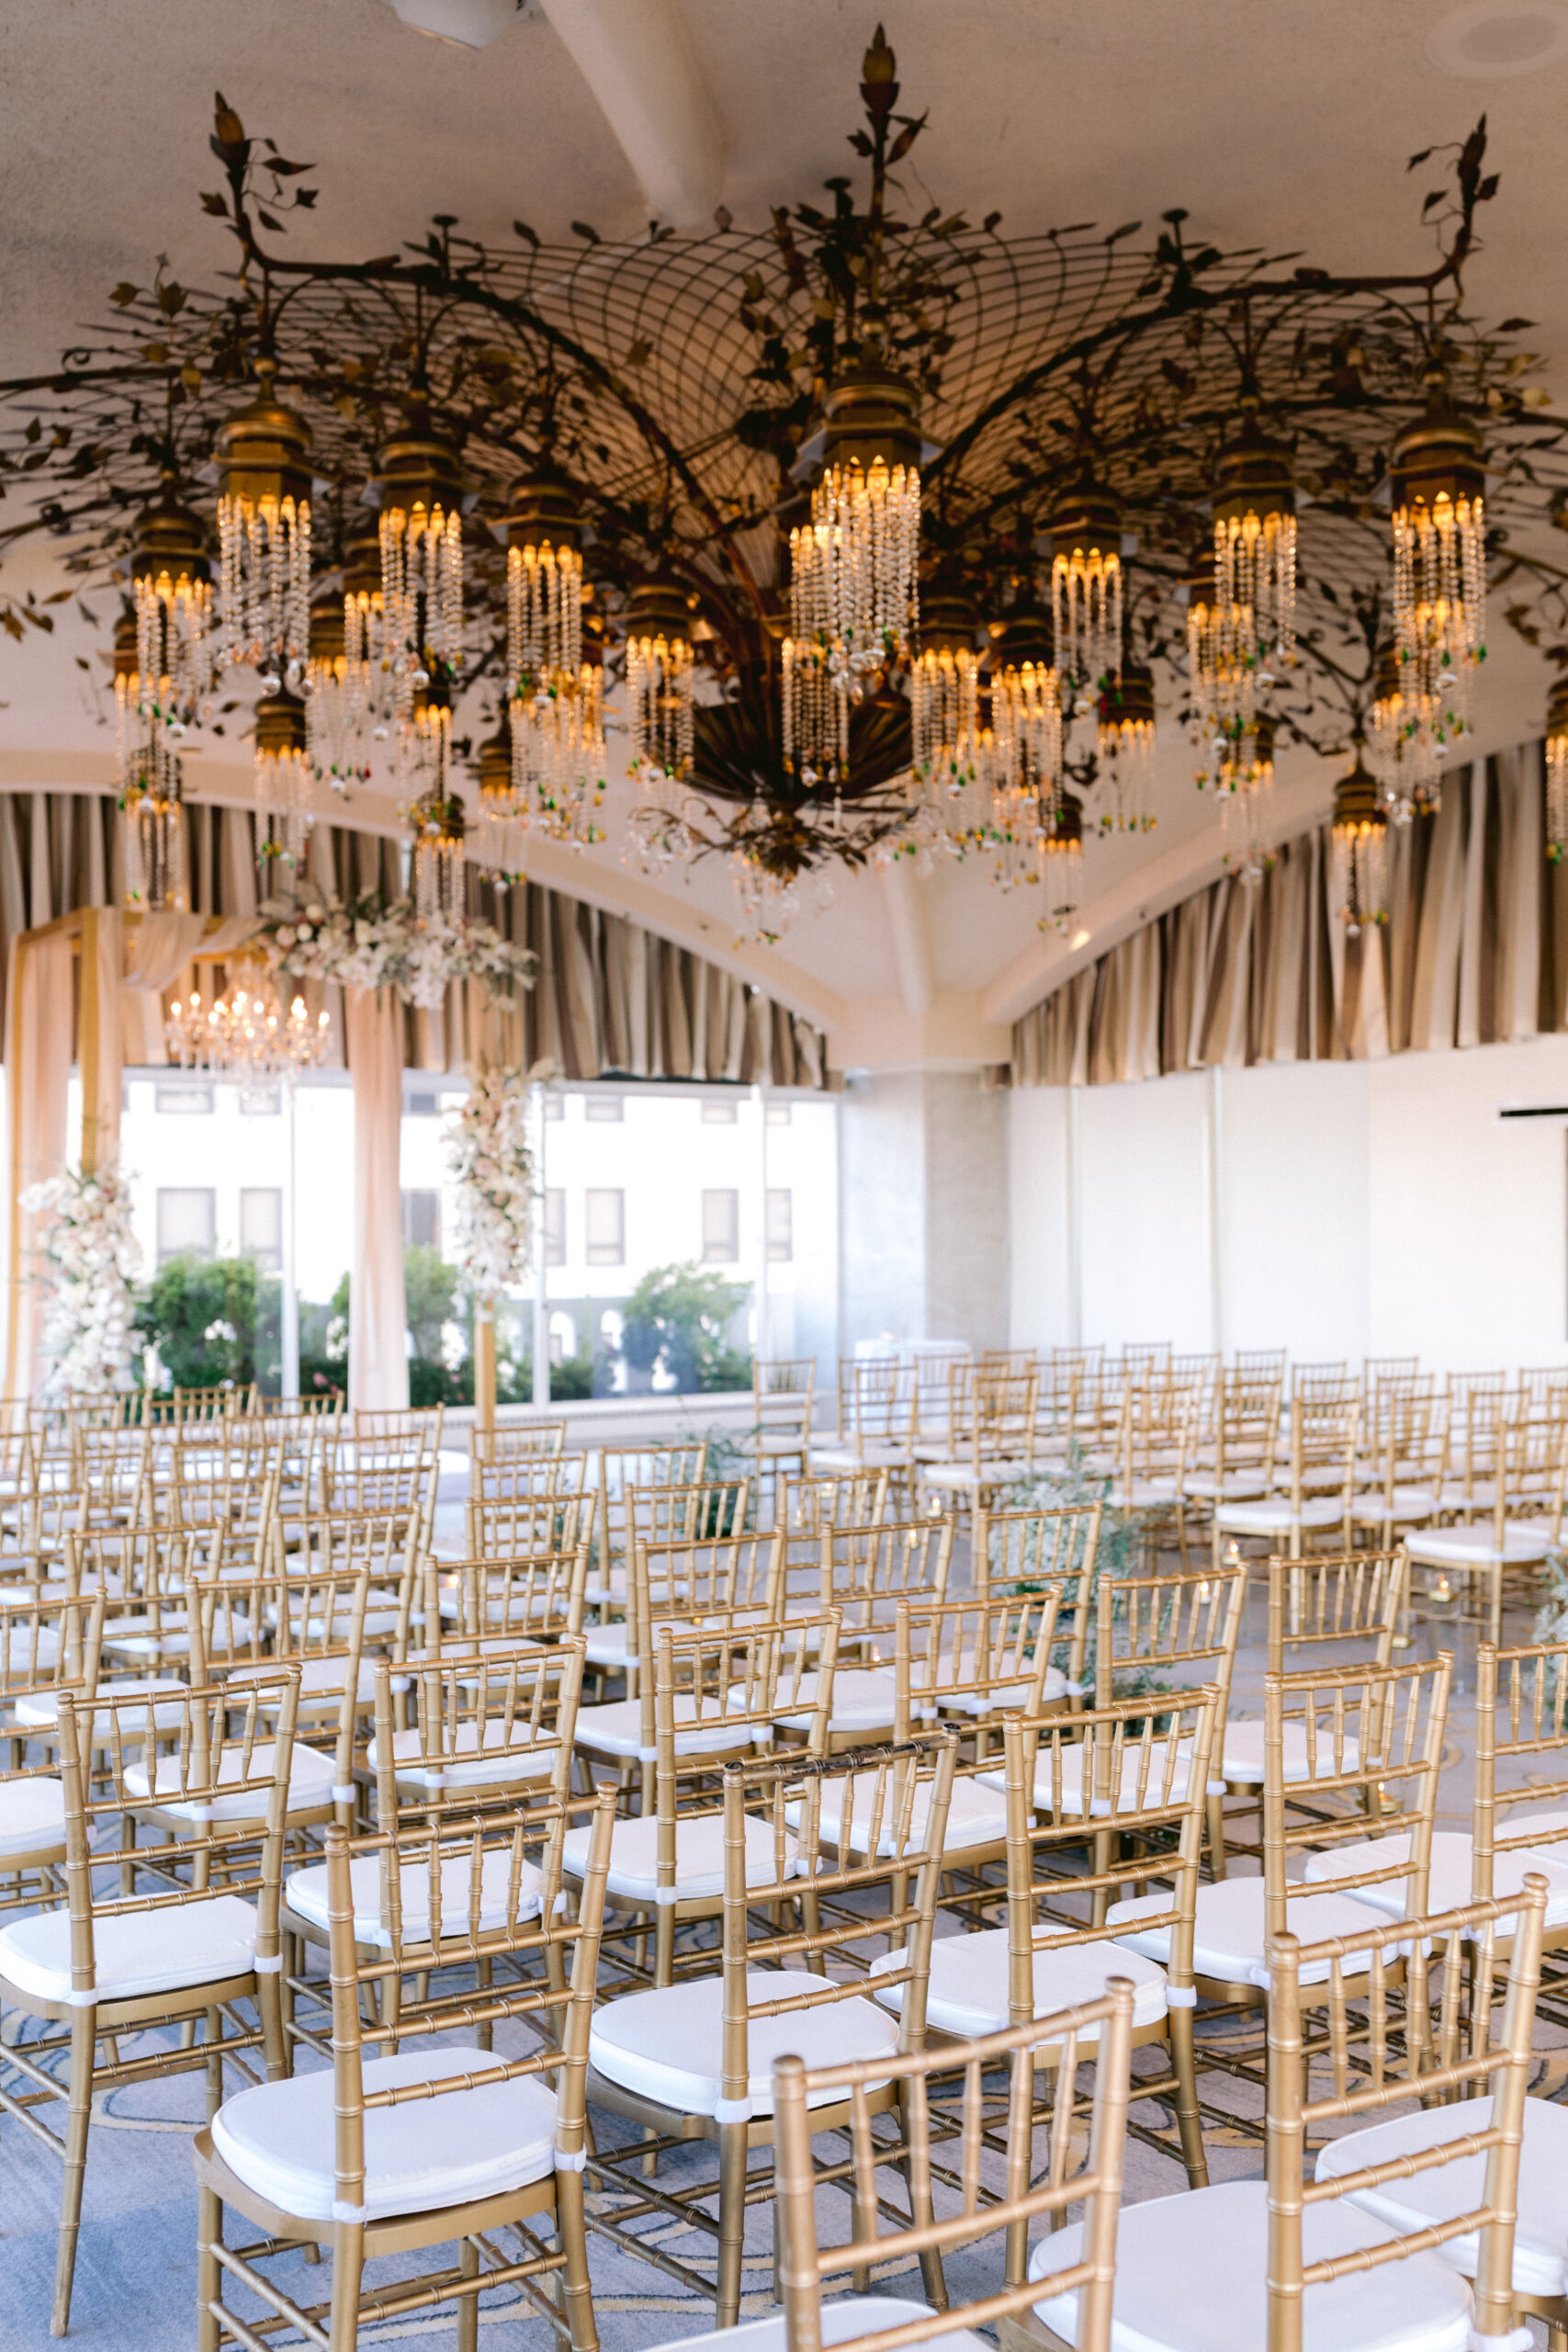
<box><xmin>895</xmin><ymin>1588</ymin><xmax>1083</xmax><ymax>1729</ymax></box>
<box><xmin>820</xmin><ymin>1517</ymin><xmax>953</xmax><ymax>1639</ymax></box>
<box><xmin>775</xmin><ymin>1466</ymin><xmax>891</xmax><ymax>1535</ymax></box>
<box><xmin>1094</xmin><ymin>1562</ymin><xmax>1247</xmax><ymax>1711</ymax></box>
<box><xmin>594</xmin><ymin>1443</ymin><xmax>708</xmax><ymax>1576</ymax></box>
<box><xmin>972</xmin><ymin>1498</ymin><xmax>1100</xmax><ymax>1605</ymax></box>
<box><xmin>628</xmin><ymin>1529</ymin><xmax>784</xmax><ymax>1667</ymax></box>
<box><xmin>465</xmin><ymin>1489</ymin><xmax>588</xmax><ymax>1562</ymax></box>
<box><xmin>317</xmin><ymin>1792</ymin><xmax>615</xmax><ymax>2218</ymax></box>
<box><xmin>0</xmin><ymin>1588</ymin><xmax>104</xmax><ymax>1705</ymax></box>
<box><xmin>433</xmin><ymin>1544</ymin><xmax>588</xmax><ymax>1651</ymax></box>
<box><xmin>468</xmin><ymin>1455</ymin><xmax>569</xmax><ymax>1507</ymax></box>
<box><xmin>1264</xmin><ymin>1549</ymin><xmax>1405</xmax><ymax>1676</ymax></box>
<box><xmin>1484</xmin><ymin>1408</ymin><xmax>1568</xmax><ymax>1548</ymax></box>
<box><xmin>625</xmin><ymin>1478</ymin><xmax>750</xmax><ymax>1556</ymax></box>
<box><xmin>1261</xmin><ymin>1653</ymin><xmax>1452</xmax><ymax>1933</ymax></box>
<box><xmin>773</xmin><ymin>1981</ymin><xmax>1134</xmax><ymax>2340</ymax></box>
<box><xmin>1279</xmin><ymin>1394</ymin><xmax>1359</xmax><ymax>1510</ymax></box>
<box><xmin>1473</xmin><ymin>1635</ymin><xmax>1568</xmax><ymax>1905</ymax></box>
<box><xmin>370</xmin><ymin>1638</ymin><xmax>584</xmax><ymax>1826</ymax></box>
<box><xmin>1361</xmin><ymin>1353</ymin><xmax>1419</xmax><ymax>1390</ymax></box>
<box><xmin>753</xmin><ymin>1359</ymin><xmax>816</xmax><ymax>1439</ymax></box>
<box><xmin>468</xmin><ymin>1418</ymin><xmax>569</xmax><ymax>1463</ymax></box>
<box><xmin>1291</xmin><ymin>1360</ymin><xmax>1351</xmax><ymax>1401</ymax></box>
<box><xmin>1003</xmin><ymin>1690</ymin><xmax>1218</xmax><ymax>2007</ymax></box>
<box><xmin>189</xmin><ymin>1562</ymin><xmax>369</xmax><ymax>1824</ymax></box>
<box><xmin>1267</xmin><ymin>1877</ymin><xmax>1547</xmax><ymax>2352</ymax></box>
<box><xmin>836</xmin><ymin>1357</ymin><xmax>913</xmax><ymax>1449</ymax></box>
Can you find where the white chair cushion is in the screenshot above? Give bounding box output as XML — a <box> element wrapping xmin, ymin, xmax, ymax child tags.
<box><xmin>808</xmin><ymin>1447</ymin><xmax>912</xmax><ymax>1473</ymax></box>
<box><xmin>0</xmin><ymin>1776</ymin><xmax>66</xmax><ymax>1858</ymax></box>
<box><xmin>653</xmin><ymin>2301</ymin><xmax>985</xmax><ymax>2352</ymax></box>
<box><xmin>285</xmin><ymin>1850</ymin><xmax>545</xmax><ymax>1949</ymax></box>
<box><xmin>589</xmin><ymin>1970</ymin><xmax>898</xmax><ymax>2117</ymax></box>
<box><xmin>583</xmin><ymin>1625</ymin><xmax>634</xmax><ymax>1668</ymax></box>
<box><xmin>1218</xmin><ymin>1719</ymin><xmax>1362</xmax><ymax>1785</ymax></box>
<box><xmin>919</xmin><ymin>1460</ymin><xmax>1033</xmax><ymax>1490</ymax></box>
<box><xmin>225</xmin><ymin>1655</ymin><xmax>378</xmax><ymax>1705</ymax></box>
<box><xmin>976</xmin><ymin>1741</ymin><xmax>1213</xmax><ymax>1815</ymax></box>
<box><xmin>1212</xmin><ymin>1498</ymin><xmax>1350</xmax><ymax>1534</ymax></box>
<box><xmin>1178</xmin><ymin>1471</ymin><xmax>1268</xmax><ymax>1501</ymax></box>
<box><xmin>364</xmin><ymin>1723</ymin><xmax>556</xmax><ymax>1791</ymax></box>
<box><xmin>1030</xmin><ymin>2177</ymin><xmax>1471</xmax><ymax>2352</ymax></box>
<box><xmin>559</xmin><ymin>1813</ymin><xmax>795</xmax><ymax>1905</ymax></box>
<box><xmin>1300</xmin><ymin>1822</ymin><xmax>1568</xmax><ymax>1928</ymax></box>
<box><xmin>123</xmin><ymin>1741</ymin><xmax>336</xmax><ymax>1821</ymax></box>
<box><xmin>771</xmin><ymin>1668</ymin><xmax>898</xmax><ymax>1735</ymax></box>
<box><xmin>1405</xmin><ymin>1526</ymin><xmax>1551</xmax><ymax>1566</ymax></box>
<box><xmin>211</xmin><ymin>2044</ymin><xmax>558</xmax><ymax>2222</ymax></box>
<box><xmin>1349</xmin><ymin>1488</ymin><xmax>1438</xmax><ymax>1523</ymax></box>
<box><xmin>1109</xmin><ymin>1878</ymin><xmax>1410</xmax><ymax>1989</ymax></box>
<box><xmin>0</xmin><ymin>1892</ymin><xmax>259</xmax><ymax>2006</ymax></box>
<box><xmin>784</xmin><ymin>1772</ymin><xmax>1008</xmax><ymax>1859</ymax></box>
<box><xmin>1315</xmin><ymin>2092</ymin><xmax>1568</xmax><ymax>2300</ymax></box>
<box><xmin>924</xmin><ymin>1661</ymin><xmax>1075</xmax><ymax>1717</ymax></box>
<box><xmin>869</xmin><ymin>1927</ymin><xmax>1169</xmax><ymax>2039</ymax></box>
<box><xmin>11</xmin><ymin>1676</ymin><xmax>191</xmax><ymax>1735</ymax></box>
<box><xmin>572</xmin><ymin>1697</ymin><xmax>752</xmax><ymax>1761</ymax></box>
<box><xmin>653</xmin><ymin>2300</ymin><xmax>984</xmax><ymax>2352</ymax></box>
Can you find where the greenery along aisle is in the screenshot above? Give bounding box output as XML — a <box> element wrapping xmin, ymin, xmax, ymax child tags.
<box><xmin>994</xmin><ymin>1449</ymin><xmax>1166</xmax><ymax>1701</ymax></box>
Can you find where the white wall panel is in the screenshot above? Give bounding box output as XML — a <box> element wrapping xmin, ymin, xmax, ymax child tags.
<box><xmin>1009</xmin><ymin>1084</ymin><xmax>1071</xmax><ymax>1347</ymax></box>
<box><xmin>1218</xmin><ymin>1060</ymin><xmax>1370</xmax><ymax>1365</ymax></box>
<box><xmin>1077</xmin><ymin>1073</ymin><xmax>1213</xmax><ymax>1352</ymax></box>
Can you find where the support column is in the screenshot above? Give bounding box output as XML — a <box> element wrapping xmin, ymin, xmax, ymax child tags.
<box><xmin>344</xmin><ymin>987</ymin><xmax>409</xmax><ymax>1414</ymax></box>
<box><xmin>837</xmin><ymin>1069</ymin><xmax>1009</xmax><ymax>1354</ymax></box>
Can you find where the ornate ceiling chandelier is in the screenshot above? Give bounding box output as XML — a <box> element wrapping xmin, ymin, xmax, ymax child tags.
<box><xmin>1330</xmin><ymin>750</ymin><xmax>1390</xmax><ymax>934</ymax></box>
<box><xmin>3</xmin><ymin>44</ymin><xmax>1566</xmax><ymax>943</ymax></box>
<box><xmin>165</xmin><ymin>958</ymin><xmax>331</xmax><ymax>1080</ymax></box>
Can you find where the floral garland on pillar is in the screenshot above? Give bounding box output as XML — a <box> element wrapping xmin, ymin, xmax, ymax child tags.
<box><xmin>446</xmin><ymin>1063</ymin><xmax>553</xmax><ymax>1303</ymax></box>
<box><xmin>18</xmin><ymin>1158</ymin><xmax>141</xmax><ymax>1401</ymax></box>
<box><xmin>261</xmin><ymin>890</ymin><xmax>536</xmax><ymax>1010</ymax></box>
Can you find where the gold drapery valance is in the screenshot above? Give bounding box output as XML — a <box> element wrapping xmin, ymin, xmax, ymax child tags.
<box><xmin>1011</xmin><ymin>741</ymin><xmax>1568</xmax><ymax>1086</ymax></box>
<box><xmin>0</xmin><ymin>791</ymin><xmax>829</xmax><ymax>1088</ymax></box>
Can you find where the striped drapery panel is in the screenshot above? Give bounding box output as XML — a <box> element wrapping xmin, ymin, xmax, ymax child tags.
<box><xmin>0</xmin><ymin>792</ymin><xmax>829</xmax><ymax>1088</ymax></box>
<box><xmin>1010</xmin><ymin>741</ymin><xmax>1568</xmax><ymax>1086</ymax></box>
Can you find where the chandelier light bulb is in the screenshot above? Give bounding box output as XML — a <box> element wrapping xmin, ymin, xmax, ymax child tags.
<box><xmin>1049</xmin><ymin>487</ymin><xmax>1123</xmax><ymax>699</ymax></box>
<box><xmin>625</xmin><ymin>579</ymin><xmax>697</xmax><ymax>787</ymax></box>
<box><xmin>1211</xmin><ymin>418</ymin><xmax>1298</xmax><ymax>692</ymax></box>
<box><xmin>253</xmin><ymin>691</ymin><xmax>313</xmax><ymax>891</ymax></box>
<box><xmin>1369</xmin><ymin>636</ymin><xmax>1443</xmax><ymax>822</ymax></box>
<box><xmin>502</xmin><ymin>473</ymin><xmax>604</xmax><ymax>845</ymax></box>
<box><xmin>1389</xmin><ymin>390</ymin><xmax>1486</xmax><ymax>744</ymax></box>
<box><xmin>984</xmin><ymin>607</ymin><xmax>1063</xmax><ymax>863</ymax></box>
<box><xmin>165</xmin><ymin>958</ymin><xmax>329</xmax><ymax>1080</ymax></box>
<box><xmin>1095</xmin><ymin>661</ymin><xmax>1157</xmax><ymax>832</ymax></box>
<box><xmin>378</xmin><ymin>413</ymin><xmax>466</xmax><ymax>692</ymax></box>
<box><xmin>908</xmin><ymin>595</ymin><xmax>984</xmax><ymax>849</ymax></box>
<box><xmin>1330</xmin><ymin>750</ymin><xmax>1390</xmax><ymax>933</ymax></box>
<box><xmin>303</xmin><ymin>597</ymin><xmax>374</xmax><ymax>794</ymax></box>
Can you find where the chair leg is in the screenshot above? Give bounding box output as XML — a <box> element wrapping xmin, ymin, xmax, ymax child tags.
<box><xmin>456</xmin><ymin>2234</ymin><xmax>479</xmax><ymax>2352</ymax></box>
<box><xmin>327</xmin><ymin>2224</ymin><xmax>366</xmax><ymax>2352</ymax></box>
<box><xmin>1168</xmin><ymin>2009</ymin><xmax>1209</xmax><ymax>2189</ymax></box>
<box><xmin>1205</xmin><ymin>1787</ymin><xmax>1227</xmax><ymax>1883</ymax></box>
<box><xmin>556</xmin><ymin>2168</ymin><xmax>600</xmax><ymax>2352</ymax></box>
<box><xmin>715</xmin><ymin>2119</ymin><xmax>750</xmax><ymax>2328</ymax></box>
<box><xmin>51</xmin><ymin>2011</ymin><xmax>96</xmax><ymax>2335</ymax></box>
<box><xmin>197</xmin><ymin>2184</ymin><xmax>223</xmax><ymax>2352</ymax></box>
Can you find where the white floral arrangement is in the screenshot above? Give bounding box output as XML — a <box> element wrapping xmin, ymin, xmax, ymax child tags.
<box><xmin>19</xmin><ymin>1157</ymin><xmax>141</xmax><ymax>1402</ymax></box>
<box><xmin>263</xmin><ymin>892</ymin><xmax>536</xmax><ymax>1012</ymax></box>
<box><xmin>446</xmin><ymin>1063</ymin><xmax>552</xmax><ymax>1302</ymax></box>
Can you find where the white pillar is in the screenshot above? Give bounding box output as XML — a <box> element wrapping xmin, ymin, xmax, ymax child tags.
<box><xmin>280</xmin><ymin>1080</ymin><xmax>299</xmax><ymax>1399</ymax></box>
<box><xmin>532</xmin><ymin>1079</ymin><xmax>550</xmax><ymax>1407</ymax></box>
<box><xmin>752</xmin><ymin>1079</ymin><xmax>771</xmax><ymax>1363</ymax></box>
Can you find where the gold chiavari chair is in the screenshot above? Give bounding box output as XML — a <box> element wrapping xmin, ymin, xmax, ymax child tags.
<box><xmin>765</xmin><ymin>1982</ymin><xmax>1134</xmax><ymax>2352</ymax></box>
<box><xmin>1106</xmin><ymin>1654</ymin><xmax>1451</xmax><ymax>2107</ymax></box>
<box><xmin>1169</xmin><ymin>1367</ymin><xmax>1282</xmax><ymax>1560</ymax></box>
<box><xmin>564</xmin><ymin>1614</ymin><xmax>841</xmax><ymax>1985</ymax></box>
<box><xmin>464</xmin><ymin>1486</ymin><xmax>589</xmax><ymax>1566</ymax></box>
<box><xmin>897</xmin><ymin>1583</ymin><xmax>1088</xmax><ymax>1740</ymax></box>
<box><xmin>365</xmin><ymin>1639</ymin><xmax>584</xmax><ymax>1832</ymax></box>
<box><xmin>917</xmin><ymin>1365</ymin><xmax>1041</xmax><ymax>1522</ymax></box>
<box><xmin>423</xmin><ymin>1542</ymin><xmax>589</xmax><ymax>1660</ymax></box>
<box><xmin>583</xmin><ymin>1733</ymin><xmax>956</xmax><ymax>2326</ymax></box>
<box><xmin>197</xmin><ymin>1792</ymin><xmax>616</xmax><ymax>2352</ymax></box>
<box><xmin>1349</xmin><ymin>1380</ymin><xmax>1442</xmax><ymax>1549</ymax></box>
<box><xmin>899</xmin><ymin>1692</ymin><xmax>1216</xmax><ymax>2193</ymax></box>
<box><xmin>274</xmin><ymin>1507</ymin><xmax>420</xmax><ymax>1649</ymax></box>
<box><xmin>1092</xmin><ymin>1561</ymin><xmax>1247</xmax><ymax>1872</ymax></box>
<box><xmin>743</xmin><ymin>1356</ymin><xmax>818</xmax><ymax>1495</ymax></box>
<box><xmin>1021</xmin><ymin>1879</ymin><xmax>1546</xmax><ymax>2352</ymax></box>
<box><xmin>810</xmin><ymin>1357</ymin><xmax>918</xmax><ymax>1483</ymax></box>
<box><xmin>1212</xmin><ymin>1393</ymin><xmax>1359</xmax><ymax>1564</ymax></box>
<box><xmin>0</xmin><ymin>1670</ymin><xmax>299</xmax><ymax>2333</ymax></box>
<box><xmin>776</xmin><ymin>1465</ymin><xmax>892</xmax><ymax>1535</ymax></box>
<box><xmin>189</xmin><ymin>1559</ymin><xmax>374</xmax><ymax>1829</ymax></box>
<box><xmin>468</xmin><ymin>1452</ymin><xmax>576</xmax><ymax>1510</ymax></box>
<box><xmin>1406</xmin><ymin>1409</ymin><xmax>1568</xmax><ymax>1645</ymax></box>
<box><xmin>0</xmin><ymin>1592</ymin><xmax>104</xmax><ymax>1915</ymax></box>
<box><xmin>820</xmin><ymin>1514</ymin><xmax>953</xmax><ymax>1658</ymax></box>
<box><xmin>590</xmin><ymin>1442</ymin><xmax>708</xmax><ymax>1606</ymax></box>
<box><xmin>585</xmin><ymin>1526</ymin><xmax>784</xmax><ymax>1684</ymax></box>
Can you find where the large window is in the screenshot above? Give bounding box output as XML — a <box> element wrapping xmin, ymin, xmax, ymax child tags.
<box><xmin>153</xmin><ymin>1081</ymin><xmax>213</xmax><ymax>1115</ymax></box>
<box><xmin>702</xmin><ymin>1188</ymin><xmax>739</xmax><ymax>1263</ymax></box>
<box><xmin>544</xmin><ymin>1187</ymin><xmax>566</xmax><ymax>1267</ymax></box>
<box><xmin>767</xmin><ymin>1187</ymin><xmax>793</xmax><ymax>1263</ymax></box>
<box><xmin>583</xmin><ymin>1095</ymin><xmax>623</xmax><ymax>1123</ymax></box>
<box><xmin>584</xmin><ymin>1188</ymin><xmax>625</xmax><ymax>1265</ymax></box>
<box><xmin>402</xmin><ymin>1189</ymin><xmax>441</xmax><ymax>1250</ymax></box>
<box><xmin>240</xmin><ymin>1188</ymin><xmax>283</xmax><ymax>1272</ymax></box>
<box><xmin>157</xmin><ymin>1188</ymin><xmax>216</xmax><ymax>1265</ymax></box>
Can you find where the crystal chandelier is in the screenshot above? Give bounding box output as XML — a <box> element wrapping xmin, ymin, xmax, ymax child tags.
<box><xmin>1389</xmin><ymin>388</ymin><xmax>1486</xmax><ymax>743</ymax></box>
<box><xmin>1212</xmin><ymin>419</ymin><xmax>1297</xmax><ymax>685</ymax></box>
<box><xmin>784</xmin><ymin>363</ymin><xmax>921</xmax><ymax>791</ymax></box>
<box><xmin>378</xmin><ymin>413</ymin><xmax>465</xmax><ymax>691</ymax></box>
<box><xmin>216</xmin><ymin>362</ymin><xmax>312</xmax><ymax>688</ymax></box>
<box><xmin>303</xmin><ymin>596</ymin><xmax>373</xmax><ymax>795</ymax></box>
<box><xmin>1095</xmin><ymin>661</ymin><xmax>1156</xmax><ymax>832</ymax></box>
<box><xmin>1050</xmin><ymin>486</ymin><xmax>1123</xmax><ymax>704</ymax></box>
<box><xmin>254</xmin><ymin>691</ymin><xmax>313</xmax><ymax>888</ymax></box>
<box><xmin>909</xmin><ymin>594</ymin><xmax>985</xmax><ymax>847</ymax></box>
<box><xmin>129</xmin><ymin>485</ymin><xmax>213</xmax><ymax>736</ymax></box>
<box><xmin>113</xmin><ymin>615</ymin><xmax>189</xmax><ymax>909</ymax></box>
<box><xmin>985</xmin><ymin>607</ymin><xmax>1063</xmax><ymax>867</ymax></box>
<box><xmin>166</xmin><ymin>958</ymin><xmax>330</xmax><ymax>1080</ymax></box>
<box><xmin>473</xmin><ymin>725</ymin><xmax>526</xmax><ymax>880</ymax></box>
<box><xmin>408</xmin><ymin>777</ymin><xmax>468</xmax><ymax>919</ymax></box>
<box><xmin>503</xmin><ymin>475</ymin><xmax>604</xmax><ymax>845</ymax></box>
<box><xmin>1186</xmin><ymin>548</ymin><xmax>1275</xmax><ymax>804</ymax></box>
<box><xmin>1330</xmin><ymin>750</ymin><xmax>1390</xmax><ymax>934</ymax></box>
<box><xmin>1369</xmin><ymin>637</ymin><xmax>1443</xmax><ymax>821</ymax></box>
<box><xmin>1548</xmin><ymin>680</ymin><xmax>1568</xmax><ymax>865</ymax></box>
<box><xmin>1041</xmin><ymin>791</ymin><xmax>1085</xmax><ymax>929</ymax></box>
<box><xmin>626</xmin><ymin>580</ymin><xmax>696</xmax><ymax>786</ymax></box>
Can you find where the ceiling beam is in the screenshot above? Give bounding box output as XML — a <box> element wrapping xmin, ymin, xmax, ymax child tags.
<box><xmin>536</xmin><ymin>0</ymin><xmax>724</xmax><ymax>226</ymax></box>
<box><xmin>882</xmin><ymin>861</ymin><xmax>933</xmax><ymax>1018</ymax></box>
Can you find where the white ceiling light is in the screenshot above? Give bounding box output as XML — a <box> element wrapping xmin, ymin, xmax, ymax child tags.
<box><xmin>1426</xmin><ymin>0</ymin><xmax>1568</xmax><ymax>76</ymax></box>
<box><xmin>385</xmin><ymin>0</ymin><xmax>537</xmax><ymax>50</ymax></box>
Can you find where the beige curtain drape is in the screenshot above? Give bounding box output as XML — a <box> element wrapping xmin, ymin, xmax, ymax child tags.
<box><xmin>0</xmin><ymin>794</ymin><xmax>831</xmax><ymax>1088</ymax></box>
<box><xmin>344</xmin><ymin>985</ymin><xmax>409</xmax><ymax>1413</ymax></box>
<box><xmin>6</xmin><ymin>933</ymin><xmax>74</xmax><ymax>1396</ymax></box>
<box><xmin>1013</xmin><ymin>739</ymin><xmax>1560</xmax><ymax>1086</ymax></box>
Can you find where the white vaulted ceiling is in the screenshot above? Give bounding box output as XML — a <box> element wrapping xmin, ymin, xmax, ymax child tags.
<box><xmin>3</xmin><ymin>0</ymin><xmax>1567</xmax><ymax>1064</ymax></box>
